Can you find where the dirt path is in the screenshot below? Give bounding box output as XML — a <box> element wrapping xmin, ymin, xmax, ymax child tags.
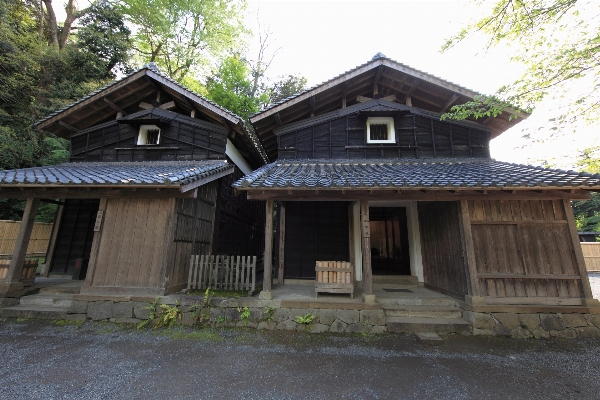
<box><xmin>0</xmin><ymin>319</ymin><xmax>599</xmax><ymax>399</ymax></box>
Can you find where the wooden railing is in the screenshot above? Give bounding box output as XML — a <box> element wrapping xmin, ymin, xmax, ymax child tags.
<box><xmin>581</xmin><ymin>243</ymin><xmax>600</xmax><ymax>272</ymax></box>
<box><xmin>187</xmin><ymin>255</ymin><xmax>257</xmax><ymax>294</ymax></box>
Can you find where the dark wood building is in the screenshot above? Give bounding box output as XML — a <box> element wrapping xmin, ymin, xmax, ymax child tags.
<box><xmin>0</xmin><ymin>64</ymin><xmax>266</xmax><ymax>297</ymax></box>
<box><xmin>237</xmin><ymin>53</ymin><xmax>600</xmax><ymax>312</ymax></box>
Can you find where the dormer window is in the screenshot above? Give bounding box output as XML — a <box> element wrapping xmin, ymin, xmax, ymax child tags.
<box><xmin>366</xmin><ymin>117</ymin><xmax>395</xmax><ymax>144</ymax></box>
<box><xmin>137</xmin><ymin>124</ymin><xmax>161</xmax><ymax>145</ymax></box>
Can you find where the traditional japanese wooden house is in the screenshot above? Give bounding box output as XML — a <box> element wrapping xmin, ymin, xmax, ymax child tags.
<box><xmin>0</xmin><ymin>64</ymin><xmax>266</xmax><ymax>298</ymax></box>
<box><xmin>237</xmin><ymin>53</ymin><xmax>600</xmax><ymax>313</ymax></box>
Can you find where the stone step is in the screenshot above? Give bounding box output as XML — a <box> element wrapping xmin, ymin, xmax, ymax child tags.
<box><xmin>386</xmin><ymin>316</ymin><xmax>472</xmax><ymax>335</ymax></box>
<box><xmin>38</xmin><ymin>286</ymin><xmax>81</xmax><ymax>295</ymax></box>
<box><xmin>19</xmin><ymin>294</ymin><xmax>74</xmax><ymax>308</ymax></box>
<box><xmin>373</xmin><ymin>275</ymin><xmax>419</xmax><ymax>285</ymax></box>
<box><xmin>378</xmin><ymin>297</ymin><xmax>457</xmax><ymax>307</ymax></box>
<box><xmin>383</xmin><ymin>305</ymin><xmax>463</xmax><ymax>319</ymax></box>
<box><xmin>0</xmin><ymin>304</ymin><xmax>69</xmax><ymax>320</ymax></box>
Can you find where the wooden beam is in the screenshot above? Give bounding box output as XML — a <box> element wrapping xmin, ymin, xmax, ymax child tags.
<box><xmin>342</xmin><ymin>82</ymin><xmax>349</xmax><ymax>108</ymax></box>
<box><xmin>357</xmin><ymin>95</ymin><xmax>372</xmax><ymax>103</ymax></box>
<box><xmin>244</xmin><ymin>189</ymin><xmax>592</xmax><ymax>202</ymax></box>
<box><xmin>309</xmin><ymin>96</ymin><xmax>315</xmax><ymax>117</ymax></box>
<box><xmin>5</xmin><ymin>198</ymin><xmax>39</xmax><ymax>282</ymax></box>
<box><xmin>278</xmin><ymin>202</ymin><xmax>285</xmax><ymax>285</ymax></box>
<box><xmin>103</xmin><ymin>97</ymin><xmax>127</xmax><ymax>115</ymax></box>
<box><xmin>360</xmin><ymin>200</ymin><xmax>372</xmax><ymax>296</ymax></box>
<box><xmin>58</xmin><ymin>120</ymin><xmax>80</xmax><ymax>133</ymax></box>
<box><xmin>84</xmin><ymin>198</ymin><xmax>108</xmax><ymax>289</ymax></box>
<box><xmin>563</xmin><ymin>199</ymin><xmax>594</xmax><ymax>299</ymax></box>
<box><xmin>263</xmin><ymin>199</ymin><xmax>274</xmax><ymax>293</ymax></box>
<box><xmin>139</xmin><ymin>102</ymin><xmax>153</xmax><ymax>110</ymax></box>
<box><xmin>373</xmin><ymin>66</ymin><xmax>383</xmax><ymax>97</ymax></box>
<box><xmin>458</xmin><ymin>200</ymin><xmax>480</xmax><ymax>296</ymax></box>
<box><xmin>42</xmin><ymin>200</ymin><xmax>65</xmax><ymax>277</ymax></box>
<box><xmin>274</xmin><ymin>112</ymin><xmax>282</xmax><ymax>127</ymax></box>
<box><xmin>441</xmin><ymin>94</ymin><xmax>459</xmax><ymax>113</ymax></box>
<box><xmin>159</xmin><ymin>100</ymin><xmax>176</xmax><ymax>110</ymax></box>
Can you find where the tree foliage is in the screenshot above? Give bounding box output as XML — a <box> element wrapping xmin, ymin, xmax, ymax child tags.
<box><xmin>269</xmin><ymin>74</ymin><xmax>307</xmax><ymax>104</ymax></box>
<box><xmin>121</xmin><ymin>0</ymin><xmax>248</xmax><ymax>82</ymax></box>
<box><xmin>441</xmin><ymin>0</ymin><xmax>600</xmax><ymax>129</ymax></box>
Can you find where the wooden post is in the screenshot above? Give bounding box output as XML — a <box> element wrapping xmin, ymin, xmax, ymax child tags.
<box><xmin>5</xmin><ymin>198</ymin><xmax>39</xmax><ymax>283</ymax></box>
<box><xmin>457</xmin><ymin>200</ymin><xmax>480</xmax><ymax>296</ymax></box>
<box><xmin>278</xmin><ymin>202</ymin><xmax>285</xmax><ymax>284</ymax></box>
<box><xmin>43</xmin><ymin>200</ymin><xmax>65</xmax><ymax>277</ymax></box>
<box><xmin>563</xmin><ymin>199</ymin><xmax>594</xmax><ymax>299</ymax></box>
<box><xmin>348</xmin><ymin>202</ymin><xmax>355</xmax><ymax>269</ymax></box>
<box><xmin>261</xmin><ymin>199</ymin><xmax>274</xmax><ymax>297</ymax></box>
<box><xmin>84</xmin><ymin>198</ymin><xmax>108</xmax><ymax>288</ymax></box>
<box><xmin>360</xmin><ymin>200</ymin><xmax>373</xmax><ymax>297</ymax></box>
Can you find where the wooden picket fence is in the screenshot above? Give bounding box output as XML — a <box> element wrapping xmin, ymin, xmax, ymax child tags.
<box><xmin>581</xmin><ymin>243</ymin><xmax>600</xmax><ymax>272</ymax></box>
<box><xmin>187</xmin><ymin>255</ymin><xmax>257</xmax><ymax>294</ymax></box>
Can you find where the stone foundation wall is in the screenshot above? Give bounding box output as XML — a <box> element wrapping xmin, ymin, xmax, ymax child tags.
<box><xmin>66</xmin><ymin>297</ymin><xmax>388</xmax><ymax>334</ymax></box>
<box><xmin>464</xmin><ymin>311</ymin><xmax>600</xmax><ymax>338</ymax></box>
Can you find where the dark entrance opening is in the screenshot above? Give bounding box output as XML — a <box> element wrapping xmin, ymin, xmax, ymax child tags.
<box><xmin>49</xmin><ymin>199</ymin><xmax>100</xmax><ymax>276</ymax></box>
<box><xmin>370</xmin><ymin>207</ymin><xmax>410</xmax><ymax>275</ymax></box>
<box><xmin>284</xmin><ymin>201</ymin><xmax>349</xmax><ymax>279</ymax></box>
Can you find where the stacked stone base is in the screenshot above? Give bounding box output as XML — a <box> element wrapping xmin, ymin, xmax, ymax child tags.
<box><xmin>464</xmin><ymin>311</ymin><xmax>600</xmax><ymax>338</ymax></box>
<box><xmin>64</xmin><ymin>297</ymin><xmax>388</xmax><ymax>334</ymax></box>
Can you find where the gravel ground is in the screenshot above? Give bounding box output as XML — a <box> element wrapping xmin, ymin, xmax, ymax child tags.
<box><xmin>0</xmin><ymin>319</ymin><xmax>599</xmax><ymax>400</ymax></box>
<box><xmin>589</xmin><ymin>272</ymin><xmax>600</xmax><ymax>299</ymax></box>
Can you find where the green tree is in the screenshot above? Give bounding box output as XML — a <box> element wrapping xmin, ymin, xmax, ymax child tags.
<box><xmin>121</xmin><ymin>0</ymin><xmax>248</xmax><ymax>82</ymax></box>
<box><xmin>269</xmin><ymin>74</ymin><xmax>307</xmax><ymax>105</ymax></box>
<box><xmin>441</xmin><ymin>0</ymin><xmax>599</xmax><ymax>129</ymax></box>
<box><xmin>205</xmin><ymin>55</ymin><xmax>269</xmax><ymax>121</ymax></box>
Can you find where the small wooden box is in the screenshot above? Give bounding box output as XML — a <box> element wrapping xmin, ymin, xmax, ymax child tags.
<box><xmin>315</xmin><ymin>261</ymin><xmax>354</xmax><ymax>299</ymax></box>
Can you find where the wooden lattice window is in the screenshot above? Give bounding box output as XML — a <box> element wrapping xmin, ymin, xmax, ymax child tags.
<box><xmin>366</xmin><ymin>117</ymin><xmax>395</xmax><ymax>144</ymax></box>
<box><xmin>137</xmin><ymin>125</ymin><xmax>161</xmax><ymax>145</ymax></box>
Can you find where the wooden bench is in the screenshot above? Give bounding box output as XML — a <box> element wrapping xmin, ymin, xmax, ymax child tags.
<box><xmin>315</xmin><ymin>261</ymin><xmax>355</xmax><ymax>299</ymax></box>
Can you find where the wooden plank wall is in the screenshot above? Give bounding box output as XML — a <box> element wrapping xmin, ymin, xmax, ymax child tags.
<box><xmin>418</xmin><ymin>202</ymin><xmax>470</xmax><ymax>298</ymax></box>
<box><xmin>278</xmin><ymin>114</ymin><xmax>489</xmax><ymax>160</ymax></box>
<box><xmin>468</xmin><ymin>200</ymin><xmax>584</xmax><ymax>299</ymax></box>
<box><xmin>214</xmin><ymin>167</ymin><xmax>265</xmax><ymax>256</ymax></box>
<box><xmin>90</xmin><ymin>197</ymin><xmax>176</xmax><ymax>292</ymax></box>
<box><xmin>581</xmin><ymin>243</ymin><xmax>600</xmax><ymax>272</ymax></box>
<box><xmin>70</xmin><ymin>115</ymin><xmax>227</xmax><ymax>162</ymax></box>
<box><xmin>165</xmin><ymin>181</ymin><xmax>218</xmax><ymax>294</ymax></box>
<box><xmin>0</xmin><ymin>220</ymin><xmax>53</xmax><ymax>257</ymax></box>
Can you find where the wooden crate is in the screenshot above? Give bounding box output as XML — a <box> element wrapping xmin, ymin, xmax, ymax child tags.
<box><xmin>315</xmin><ymin>261</ymin><xmax>354</xmax><ymax>299</ymax></box>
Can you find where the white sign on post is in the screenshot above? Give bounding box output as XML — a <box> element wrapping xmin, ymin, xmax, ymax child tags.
<box><xmin>94</xmin><ymin>210</ymin><xmax>104</xmax><ymax>232</ymax></box>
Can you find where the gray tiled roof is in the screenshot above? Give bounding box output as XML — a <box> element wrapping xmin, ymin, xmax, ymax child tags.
<box><xmin>0</xmin><ymin>161</ymin><xmax>233</xmax><ymax>187</ymax></box>
<box><xmin>251</xmin><ymin>54</ymin><xmax>481</xmax><ymax>119</ymax></box>
<box><xmin>234</xmin><ymin>158</ymin><xmax>600</xmax><ymax>190</ymax></box>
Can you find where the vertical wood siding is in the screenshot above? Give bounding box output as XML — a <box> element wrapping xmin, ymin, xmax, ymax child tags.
<box><xmin>165</xmin><ymin>181</ymin><xmax>219</xmax><ymax>294</ymax></box>
<box><xmin>69</xmin><ymin>115</ymin><xmax>227</xmax><ymax>163</ymax></box>
<box><xmin>214</xmin><ymin>167</ymin><xmax>265</xmax><ymax>256</ymax></box>
<box><xmin>91</xmin><ymin>197</ymin><xmax>176</xmax><ymax>290</ymax></box>
<box><xmin>418</xmin><ymin>202</ymin><xmax>470</xmax><ymax>298</ymax></box>
<box><xmin>278</xmin><ymin>114</ymin><xmax>489</xmax><ymax>160</ymax></box>
<box><xmin>468</xmin><ymin>200</ymin><xmax>584</xmax><ymax>298</ymax></box>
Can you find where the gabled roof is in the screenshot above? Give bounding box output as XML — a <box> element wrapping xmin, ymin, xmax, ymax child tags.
<box><xmin>250</xmin><ymin>54</ymin><xmax>529</xmax><ymax>161</ymax></box>
<box><xmin>35</xmin><ymin>63</ymin><xmax>268</xmax><ymax>166</ymax></box>
<box><xmin>234</xmin><ymin>158</ymin><xmax>600</xmax><ymax>190</ymax></box>
<box><xmin>0</xmin><ymin>161</ymin><xmax>233</xmax><ymax>192</ymax></box>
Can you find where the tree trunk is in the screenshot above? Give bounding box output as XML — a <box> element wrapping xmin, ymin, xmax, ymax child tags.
<box><xmin>42</xmin><ymin>0</ymin><xmax>58</xmax><ymax>48</ymax></box>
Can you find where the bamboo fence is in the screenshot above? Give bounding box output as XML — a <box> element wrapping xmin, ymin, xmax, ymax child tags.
<box><xmin>581</xmin><ymin>242</ymin><xmax>600</xmax><ymax>272</ymax></box>
<box><xmin>0</xmin><ymin>220</ymin><xmax>52</xmax><ymax>258</ymax></box>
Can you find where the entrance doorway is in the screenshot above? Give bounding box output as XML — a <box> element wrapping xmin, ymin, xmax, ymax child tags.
<box><xmin>369</xmin><ymin>207</ymin><xmax>410</xmax><ymax>275</ymax></box>
<box><xmin>49</xmin><ymin>199</ymin><xmax>99</xmax><ymax>276</ymax></box>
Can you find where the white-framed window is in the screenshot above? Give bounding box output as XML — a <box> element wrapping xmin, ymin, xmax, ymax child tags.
<box><xmin>137</xmin><ymin>124</ymin><xmax>161</xmax><ymax>145</ymax></box>
<box><xmin>366</xmin><ymin>117</ymin><xmax>395</xmax><ymax>144</ymax></box>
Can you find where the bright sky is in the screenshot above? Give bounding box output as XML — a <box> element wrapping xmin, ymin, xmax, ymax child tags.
<box><xmin>245</xmin><ymin>0</ymin><xmax>600</xmax><ymax>168</ymax></box>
